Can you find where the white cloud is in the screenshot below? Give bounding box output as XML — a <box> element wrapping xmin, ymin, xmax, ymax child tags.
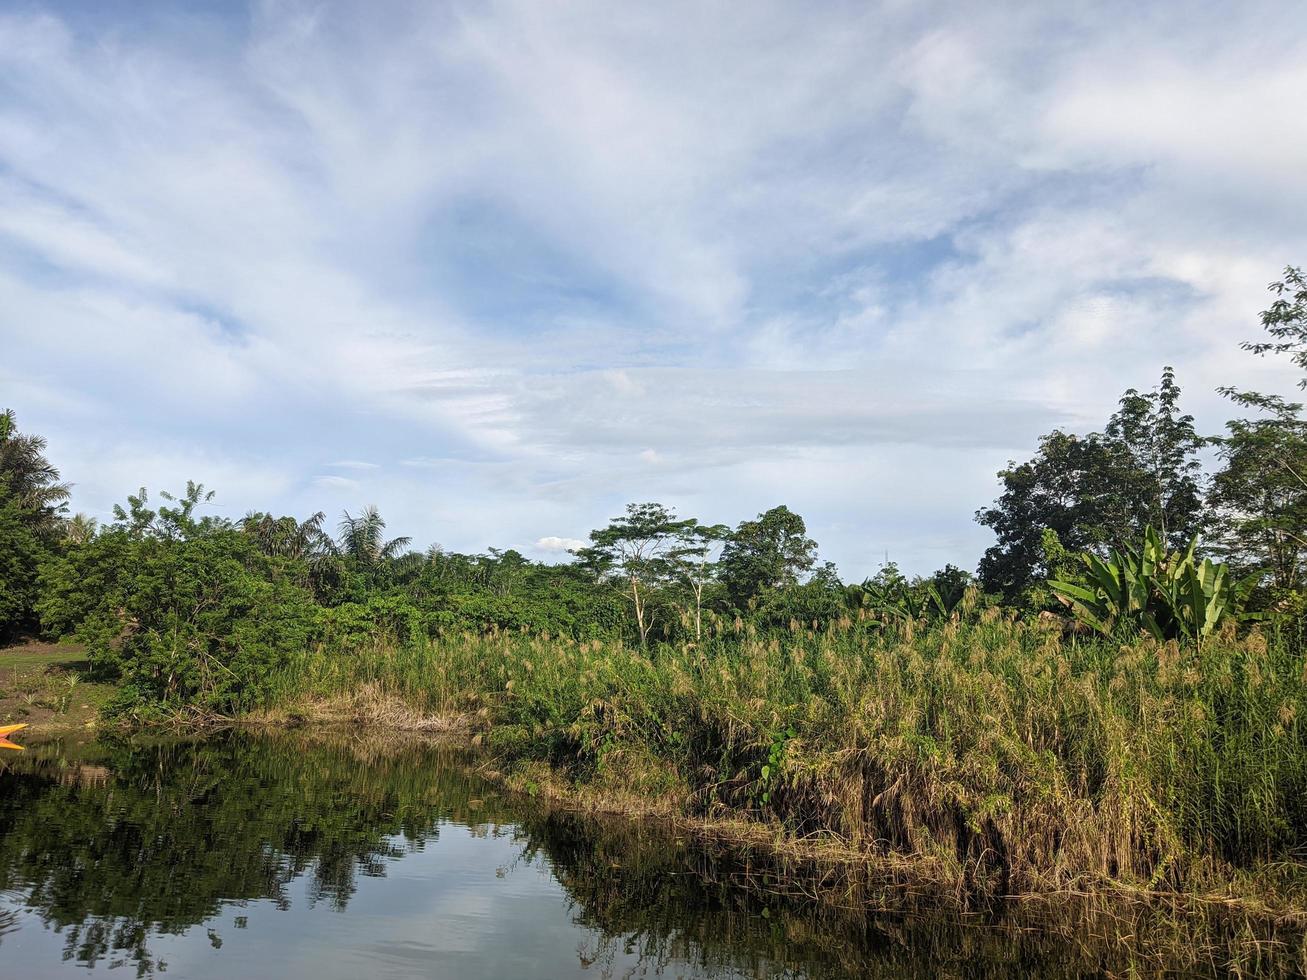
<box><xmin>534</xmin><ymin>536</ymin><xmax>586</xmax><ymax>553</ymax></box>
<box><xmin>311</xmin><ymin>475</ymin><xmax>358</xmax><ymax>490</ymax></box>
<box><xmin>1</xmin><ymin>1</ymin><xmax>1305</xmax><ymax>575</ymax></box>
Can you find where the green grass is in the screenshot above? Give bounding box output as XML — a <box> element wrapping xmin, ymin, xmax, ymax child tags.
<box><xmin>267</xmin><ymin>604</ymin><xmax>1307</xmax><ymax>908</ymax></box>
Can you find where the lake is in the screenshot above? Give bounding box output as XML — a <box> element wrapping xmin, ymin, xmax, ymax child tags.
<box><xmin>0</xmin><ymin>731</ymin><xmax>1283</xmax><ymax>978</ymax></box>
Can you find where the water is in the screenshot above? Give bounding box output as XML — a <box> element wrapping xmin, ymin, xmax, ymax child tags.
<box><xmin>0</xmin><ymin>732</ymin><xmax>1286</xmax><ymax>978</ymax></box>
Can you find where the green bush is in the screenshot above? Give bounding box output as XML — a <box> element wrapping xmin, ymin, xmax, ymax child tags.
<box><xmin>41</xmin><ymin>526</ymin><xmax>322</xmax><ymax>714</ymax></box>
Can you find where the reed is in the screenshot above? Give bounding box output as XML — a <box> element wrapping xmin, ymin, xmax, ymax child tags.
<box><xmin>268</xmin><ymin>609</ymin><xmax>1307</xmax><ymax>907</ymax></box>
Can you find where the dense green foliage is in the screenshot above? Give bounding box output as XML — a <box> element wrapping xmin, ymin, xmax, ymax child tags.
<box><xmin>0</xmin><ymin>496</ymin><xmax>45</xmax><ymax>639</ymax></box>
<box><xmin>0</xmin><ymin>409</ymin><xmax>69</xmax><ymax>641</ymax></box>
<box><xmin>978</xmin><ymin>268</ymin><xmax>1307</xmax><ymax>615</ymax></box>
<box><xmin>718</xmin><ymin>504</ymin><xmax>818</xmax><ymax>607</ymax></box>
<box><xmin>977</xmin><ymin>367</ymin><xmax>1207</xmax><ymax>601</ymax></box>
<box><xmin>35</xmin><ymin>484</ymin><xmax>322</xmax><ymax>716</ymax></box>
<box><xmin>1050</xmin><ymin>526</ymin><xmax>1262</xmax><ymax>643</ymax></box>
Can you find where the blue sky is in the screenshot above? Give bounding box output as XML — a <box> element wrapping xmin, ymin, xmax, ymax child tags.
<box><xmin>2</xmin><ymin>0</ymin><xmax>1304</xmax><ymax>577</ymax></box>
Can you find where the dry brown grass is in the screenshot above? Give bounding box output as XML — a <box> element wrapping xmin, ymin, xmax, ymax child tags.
<box><xmin>247</xmin><ymin>680</ymin><xmax>474</xmax><ymax>736</ymax></box>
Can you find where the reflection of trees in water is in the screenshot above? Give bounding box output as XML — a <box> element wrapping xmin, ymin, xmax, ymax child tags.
<box><xmin>0</xmin><ymin>734</ymin><xmax>1299</xmax><ymax>979</ymax></box>
<box><xmin>0</xmin><ymin>733</ymin><xmax>497</xmax><ymax>975</ymax></box>
<box><xmin>523</xmin><ymin>811</ymin><xmax>977</xmax><ymax>980</ymax></box>
<box><xmin>518</xmin><ymin>811</ymin><xmax>1305</xmax><ymax>980</ymax></box>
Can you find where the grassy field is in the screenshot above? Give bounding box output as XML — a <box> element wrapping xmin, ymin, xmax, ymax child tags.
<box><xmin>0</xmin><ymin>641</ymin><xmax>117</xmax><ymax>734</ymax></box>
<box><xmin>263</xmin><ymin>609</ymin><xmax>1307</xmax><ymax>916</ymax></box>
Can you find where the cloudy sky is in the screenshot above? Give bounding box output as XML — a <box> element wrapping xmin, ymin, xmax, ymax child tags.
<box><xmin>2</xmin><ymin>1</ymin><xmax>1304</xmax><ymax>577</ymax></box>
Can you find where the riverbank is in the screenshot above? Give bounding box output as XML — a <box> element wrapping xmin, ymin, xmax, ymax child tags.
<box><xmin>245</xmin><ymin>618</ymin><xmax>1307</xmax><ymax>927</ymax></box>
<box><xmin>11</xmin><ymin>726</ymin><xmax>1280</xmax><ymax>980</ymax></box>
<box><xmin>256</xmin><ymin>680</ymin><xmax>1307</xmax><ymax>899</ymax></box>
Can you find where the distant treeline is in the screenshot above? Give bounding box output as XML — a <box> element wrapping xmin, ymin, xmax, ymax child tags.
<box><xmin>0</xmin><ymin>267</ymin><xmax>1303</xmax><ymax>713</ymax></box>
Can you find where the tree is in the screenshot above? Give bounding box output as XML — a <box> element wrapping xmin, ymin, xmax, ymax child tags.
<box><xmin>928</xmin><ymin>563</ymin><xmax>974</xmax><ymax>606</ymax></box>
<box><xmin>480</xmin><ymin>548</ymin><xmax>532</xmax><ymax>596</ymax></box>
<box><xmin>976</xmin><ymin>431</ymin><xmax>1136</xmax><ymax>600</ymax></box>
<box><xmin>0</xmin><ymin>496</ymin><xmax>44</xmax><ymax>641</ymax></box>
<box><xmin>39</xmin><ymin>484</ymin><xmax>322</xmax><ymax>713</ymax></box>
<box><xmin>0</xmin><ymin>410</ymin><xmax>70</xmax><ymax>639</ymax></box>
<box><xmin>241</xmin><ymin>511</ymin><xmax>329</xmax><ymax>562</ymax></box>
<box><xmin>718</xmin><ymin>505</ymin><xmax>817</xmax><ymax>608</ymax></box>
<box><xmin>334</xmin><ymin>506</ymin><xmax>412</xmax><ymax>571</ymax></box>
<box><xmin>336</xmin><ymin>506</ymin><xmax>410</xmax><ymax>565</ymax></box>
<box><xmin>238</xmin><ymin>510</ymin><xmax>335</xmax><ymax>594</ymax></box>
<box><xmin>112</xmin><ymin>481</ymin><xmax>221</xmax><ymax>540</ymax></box>
<box><xmin>1105</xmin><ymin>366</ymin><xmax>1206</xmax><ymax>546</ymax></box>
<box><xmin>63</xmin><ymin>513</ymin><xmax>98</xmax><ymax>545</ymax></box>
<box><xmin>668</xmin><ymin>522</ymin><xmax>730</xmax><ymax>641</ymax></box>
<box><xmin>1206</xmin><ymin>416</ymin><xmax>1307</xmax><ymax>592</ymax></box>
<box><xmin>0</xmin><ymin>408</ymin><xmax>70</xmax><ymax>533</ymax></box>
<box><xmin>1238</xmin><ymin>265</ymin><xmax>1307</xmax><ymax>382</ymax></box>
<box><xmin>572</xmin><ymin>503</ymin><xmax>697</xmax><ymax>646</ymax></box>
<box><xmin>1210</xmin><ymin>266</ymin><xmax>1307</xmax><ymax>595</ymax></box>
<box><xmin>977</xmin><ymin>368</ymin><xmax>1206</xmax><ymax>602</ymax></box>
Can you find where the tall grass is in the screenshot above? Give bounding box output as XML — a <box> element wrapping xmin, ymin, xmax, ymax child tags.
<box><xmin>269</xmin><ymin>603</ymin><xmax>1307</xmax><ymax>901</ymax></box>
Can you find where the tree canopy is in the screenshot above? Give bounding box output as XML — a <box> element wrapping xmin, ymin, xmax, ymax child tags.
<box><xmin>977</xmin><ymin>367</ymin><xmax>1207</xmax><ymax>602</ymax></box>
<box><xmin>719</xmin><ymin>505</ymin><xmax>818</xmax><ymax>609</ymax></box>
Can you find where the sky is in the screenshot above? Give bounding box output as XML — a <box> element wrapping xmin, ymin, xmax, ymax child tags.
<box><xmin>1</xmin><ymin>0</ymin><xmax>1305</xmax><ymax>578</ymax></box>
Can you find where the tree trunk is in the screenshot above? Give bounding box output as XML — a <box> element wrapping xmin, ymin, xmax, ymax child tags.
<box><xmin>631</xmin><ymin>575</ymin><xmax>651</xmax><ymax>646</ymax></box>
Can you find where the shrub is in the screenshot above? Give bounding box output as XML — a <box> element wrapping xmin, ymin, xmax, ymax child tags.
<box><xmin>41</xmin><ymin>527</ymin><xmax>322</xmax><ymax>714</ymax></box>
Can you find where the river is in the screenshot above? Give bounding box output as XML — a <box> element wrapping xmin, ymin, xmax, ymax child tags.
<box><xmin>0</xmin><ymin>730</ymin><xmax>1288</xmax><ymax>978</ymax></box>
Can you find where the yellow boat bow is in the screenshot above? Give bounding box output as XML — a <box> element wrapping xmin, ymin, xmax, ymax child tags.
<box><xmin>0</xmin><ymin>723</ymin><xmax>28</xmax><ymax>750</ymax></box>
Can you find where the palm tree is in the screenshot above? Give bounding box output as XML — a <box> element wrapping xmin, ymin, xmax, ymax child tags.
<box><xmin>335</xmin><ymin>505</ymin><xmax>412</xmax><ymax>570</ymax></box>
<box><xmin>0</xmin><ymin>409</ymin><xmax>70</xmax><ymax>531</ymax></box>
<box><xmin>241</xmin><ymin>510</ymin><xmax>331</xmax><ymax>562</ymax></box>
<box><xmin>63</xmin><ymin>513</ymin><xmax>98</xmax><ymax>545</ymax></box>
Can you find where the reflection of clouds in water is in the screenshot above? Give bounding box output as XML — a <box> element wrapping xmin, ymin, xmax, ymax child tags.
<box><xmin>0</xmin><ymin>731</ymin><xmax>859</xmax><ymax>979</ymax></box>
<box><xmin>0</xmin><ymin>735</ymin><xmax>666</xmax><ymax>978</ymax></box>
<box><xmin>0</xmin><ymin>905</ymin><xmax>18</xmax><ymax>942</ymax></box>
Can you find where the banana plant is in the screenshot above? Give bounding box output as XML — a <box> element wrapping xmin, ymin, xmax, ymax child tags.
<box><xmin>1154</xmin><ymin>552</ymin><xmax>1263</xmax><ymax>642</ymax></box>
<box><xmin>1050</xmin><ymin>527</ymin><xmax>1262</xmax><ymax>644</ymax></box>
<box><xmin>860</xmin><ymin>578</ymin><xmax>961</xmax><ymax>624</ymax></box>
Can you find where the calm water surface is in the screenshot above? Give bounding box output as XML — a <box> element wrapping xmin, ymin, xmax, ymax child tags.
<box><xmin>0</xmin><ymin>731</ymin><xmax>1260</xmax><ymax>978</ymax></box>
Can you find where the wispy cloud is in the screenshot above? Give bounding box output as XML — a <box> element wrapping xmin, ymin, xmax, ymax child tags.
<box><xmin>2</xmin><ymin>1</ymin><xmax>1305</xmax><ymax>575</ymax></box>
<box><xmin>311</xmin><ymin>475</ymin><xmax>359</xmax><ymax>491</ymax></box>
<box><xmin>534</xmin><ymin>536</ymin><xmax>586</xmax><ymax>554</ymax></box>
